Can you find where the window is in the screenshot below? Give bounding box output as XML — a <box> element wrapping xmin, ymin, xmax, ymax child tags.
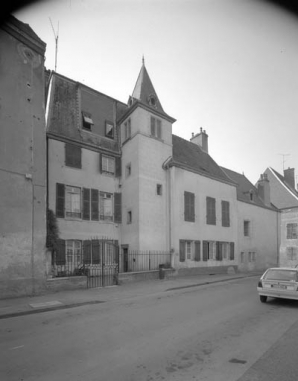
<box><xmin>179</xmin><ymin>240</ymin><xmax>201</xmax><ymax>262</ymax></box>
<box><xmin>105</xmin><ymin>121</ymin><xmax>114</xmax><ymax>139</ymax></box>
<box><xmin>65</xmin><ymin>143</ymin><xmax>81</xmax><ymax>169</ymax></box>
<box><xmin>287</xmin><ymin>247</ymin><xmax>297</xmax><ymax>260</ymax></box>
<box><xmin>100</xmin><ymin>192</ymin><xmax>113</xmax><ymax>221</ymax></box>
<box><xmin>202</xmin><ymin>241</ymin><xmax>216</xmax><ymax>261</ymax></box>
<box><xmin>150</xmin><ymin>116</ymin><xmax>162</xmax><ymax>139</ymax></box>
<box><xmin>184</xmin><ymin>191</ymin><xmax>195</xmax><ymax>222</ymax></box>
<box><xmin>101</xmin><ymin>155</ymin><xmax>115</xmax><ymax>175</ymax></box>
<box><xmin>126</xmin><ymin>163</ymin><xmax>131</xmax><ymax>178</ymax></box>
<box><xmin>127</xmin><ymin>210</ymin><xmax>132</xmax><ymax>224</ymax></box>
<box><xmin>124</xmin><ymin>118</ymin><xmax>131</xmax><ymax>141</ymax></box>
<box><xmin>206</xmin><ymin>197</ymin><xmax>216</xmax><ymax>225</ymax></box>
<box><xmin>82</xmin><ymin>112</ymin><xmax>94</xmax><ymax>131</ymax></box>
<box><xmin>203</xmin><ymin>241</ymin><xmax>234</xmax><ymax>261</ymax></box>
<box><xmin>248</xmin><ymin>252</ymin><xmax>256</xmax><ymax>262</ymax></box>
<box><xmin>157</xmin><ymin>184</ymin><xmax>162</xmax><ymax>195</ymax></box>
<box><xmin>287</xmin><ymin>223</ymin><xmax>298</xmax><ymax>239</ymax></box>
<box><xmin>244</xmin><ymin>220</ymin><xmax>250</xmax><ymax>236</ymax></box>
<box><xmin>241</xmin><ymin>252</ymin><xmax>245</xmax><ymax>263</ymax></box>
<box><xmin>221</xmin><ymin>201</ymin><xmax>230</xmax><ymax>227</ymax></box>
<box><xmin>65</xmin><ymin>186</ymin><xmax>81</xmax><ymax>218</ymax></box>
<box><xmin>66</xmin><ymin>240</ymin><xmax>82</xmax><ymax>265</ymax></box>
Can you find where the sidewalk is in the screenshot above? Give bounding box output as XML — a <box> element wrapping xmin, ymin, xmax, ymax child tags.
<box><xmin>0</xmin><ymin>271</ymin><xmax>262</xmax><ymax>320</ymax></box>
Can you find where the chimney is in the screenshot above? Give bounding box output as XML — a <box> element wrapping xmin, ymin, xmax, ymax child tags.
<box><xmin>190</xmin><ymin>127</ymin><xmax>208</xmax><ymax>153</ymax></box>
<box><xmin>284</xmin><ymin>167</ymin><xmax>295</xmax><ymax>189</ymax></box>
<box><xmin>257</xmin><ymin>173</ymin><xmax>271</xmax><ymax>207</ymax></box>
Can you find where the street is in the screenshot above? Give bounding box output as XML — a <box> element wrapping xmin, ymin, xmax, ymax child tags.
<box><xmin>1</xmin><ymin>277</ymin><xmax>298</xmax><ymax>381</ymax></box>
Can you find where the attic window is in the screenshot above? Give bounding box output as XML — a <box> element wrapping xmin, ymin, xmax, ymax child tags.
<box><xmin>105</xmin><ymin>121</ymin><xmax>114</xmax><ymax>139</ymax></box>
<box><xmin>148</xmin><ymin>94</ymin><xmax>157</xmax><ymax>108</ymax></box>
<box><xmin>82</xmin><ymin>112</ymin><xmax>94</xmax><ymax>131</ymax></box>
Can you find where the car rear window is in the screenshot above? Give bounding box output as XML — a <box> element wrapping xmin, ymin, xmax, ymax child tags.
<box><xmin>264</xmin><ymin>269</ymin><xmax>297</xmax><ymax>281</ymax></box>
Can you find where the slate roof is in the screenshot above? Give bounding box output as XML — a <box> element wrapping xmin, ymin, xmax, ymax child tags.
<box><xmin>221</xmin><ymin>167</ymin><xmax>267</xmax><ymax>207</ymax></box>
<box><xmin>269</xmin><ymin>167</ymin><xmax>298</xmax><ymax>198</ymax></box>
<box><xmin>171</xmin><ymin>135</ymin><xmax>234</xmax><ymax>184</ymax></box>
<box><xmin>47</xmin><ymin>73</ymin><xmax>127</xmax><ymax>153</ymax></box>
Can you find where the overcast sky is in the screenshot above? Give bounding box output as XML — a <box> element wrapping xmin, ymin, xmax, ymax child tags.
<box><xmin>13</xmin><ymin>0</ymin><xmax>298</xmax><ymax>185</ymax></box>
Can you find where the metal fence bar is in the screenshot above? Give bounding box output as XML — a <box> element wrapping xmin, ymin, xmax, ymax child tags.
<box><xmin>120</xmin><ymin>251</ymin><xmax>171</xmax><ymax>273</ymax></box>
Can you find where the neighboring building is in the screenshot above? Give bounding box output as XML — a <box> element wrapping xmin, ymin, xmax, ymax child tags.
<box><xmin>279</xmin><ymin>207</ymin><xmax>298</xmax><ymax>267</ymax></box>
<box><xmin>0</xmin><ymin>16</ymin><xmax>47</xmax><ymax>297</ymax></box>
<box><xmin>223</xmin><ymin>169</ymin><xmax>279</xmax><ymax>271</ymax></box>
<box><xmin>261</xmin><ymin>167</ymin><xmax>298</xmax><ymax>267</ymax></box>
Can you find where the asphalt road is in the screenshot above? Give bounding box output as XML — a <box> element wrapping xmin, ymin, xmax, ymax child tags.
<box><xmin>1</xmin><ymin>277</ymin><xmax>298</xmax><ymax>381</ymax></box>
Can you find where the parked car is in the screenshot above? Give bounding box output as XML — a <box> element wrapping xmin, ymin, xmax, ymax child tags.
<box><xmin>257</xmin><ymin>267</ymin><xmax>298</xmax><ymax>303</ymax></box>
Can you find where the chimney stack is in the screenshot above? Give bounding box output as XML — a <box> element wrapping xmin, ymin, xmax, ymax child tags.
<box><xmin>284</xmin><ymin>167</ymin><xmax>295</xmax><ymax>189</ymax></box>
<box><xmin>190</xmin><ymin>128</ymin><xmax>208</xmax><ymax>153</ymax></box>
<box><xmin>257</xmin><ymin>173</ymin><xmax>271</xmax><ymax>207</ymax></box>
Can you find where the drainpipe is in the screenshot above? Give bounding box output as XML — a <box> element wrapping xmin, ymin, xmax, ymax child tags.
<box><xmin>162</xmin><ymin>157</ymin><xmax>172</xmax><ymax>264</ymax></box>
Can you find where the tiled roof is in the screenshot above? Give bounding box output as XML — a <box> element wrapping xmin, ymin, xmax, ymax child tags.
<box><xmin>221</xmin><ymin>167</ymin><xmax>266</xmax><ymax>206</ymax></box>
<box><xmin>171</xmin><ymin>135</ymin><xmax>234</xmax><ymax>184</ymax></box>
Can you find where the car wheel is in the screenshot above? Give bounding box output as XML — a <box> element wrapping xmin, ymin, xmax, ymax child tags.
<box><xmin>260</xmin><ymin>295</ymin><xmax>267</xmax><ymax>303</ymax></box>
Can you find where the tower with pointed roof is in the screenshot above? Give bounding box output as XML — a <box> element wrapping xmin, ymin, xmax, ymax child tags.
<box><xmin>118</xmin><ymin>59</ymin><xmax>176</xmax><ymax>252</ymax></box>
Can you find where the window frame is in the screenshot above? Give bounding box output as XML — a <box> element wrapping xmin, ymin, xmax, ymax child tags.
<box><xmin>99</xmin><ymin>191</ymin><xmax>113</xmax><ymax>222</ymax></box>
<box><xmin>206</xmin><ymin>197</ymin><xmax>216</xmax><ymax>225</ymax></box>
<box><xmin>150</xmin><ymin>116</ymin><xmax>162</xmax><ymax>139</ymax></box>
<box><xmin>101</xmin><ymin>155</ymin><xmax>115</xmax><ymax>175</ymax></box>
<box><xmin>156</xmin><ymin>184</ymin><xmax>162</xmax><ymax>196</ymax></box>
<box><xmin>244</xmin><ymin>220</ymin><xmax>250</xmax><ymax>237</ymax></box>
<box><xmin>65</xmin><ymin>185</ymin><xmax>81</xmax><ymax>219</ymax></box>
<box><xmin>124</xmin><ymin>118</ymin><xmax>131</xmax><ymax>141</ymax></box>
<box><xmin>221</xmin><ymin>200</ymin><xmax>230</xmax><ymax>227</ymax></box>
<box><xmin>82</xmin><ymin>111</ymin><xmax>94</xmax><ymax>131</ymax></box>
<box><xmin>184</xmin><ymin>191</ymin><xmax>195</xmax><ymax>222</ymax></box>
<box><xmin>287</xmin><ymin>223</ymin><xmax>298</xmax><ymax>239</ymax></box>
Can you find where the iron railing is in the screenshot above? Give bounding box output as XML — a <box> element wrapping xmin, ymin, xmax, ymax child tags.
<box><xmin>119</xmin><ymin>251</ymin><xmax>172</xmax><ymax>273</ymax></box>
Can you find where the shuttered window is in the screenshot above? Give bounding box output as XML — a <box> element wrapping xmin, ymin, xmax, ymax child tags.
<box><xmin>216</xmin><ymin>241</ymin><xmax>223</xmax><ymax>261</ymax></box>
<box><xmin>221</xmin><ymin>201</ymin><xmax>230</xmax><ymax>227</ymax></box>
<box><xmin>150</xmin><ymin>116</ymin><xmax>162</xmax><ymax>139</ymax></box>
<box><xmin>56</xmin><ymin>183</ymin><xmax>65</xmax><ymax>218</ymax></box>
<box><xmin>230</xmin><ymin>242</ymin><xmax>235</xmax><ymax>260</ymax></box>
<box><xmin>184</xmin><ymin>191</ymin><xmax>195</xmax><ymax>222</ymax></box>
<box><xmin>203</xmin><ymin>241</ymin><xmax>208</xmax><ymax>261</ymax></box>
<box><xmin>83</xmin><ymin>240</ymin><xmax>92</xmax><ymax>265</ymax></box>
<box><xmin>206</xmin><ymin>197</ymin><xmax>216</xmax><ymax>225</ymax></box>
<box><xmin>65</xmin><ymin>143</ymin><xmax>81</xmax><ymax>169</ymax></box>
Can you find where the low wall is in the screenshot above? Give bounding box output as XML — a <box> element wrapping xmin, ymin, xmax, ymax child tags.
<box><xmin>174</xmin><ymin>265</ymin><xmax>238</xmax><ymax>277</ymax></box>
<box><xmin>118</xmin><ymin>268</ymin><xmax>175</xmax><ymax>284</ymax></box>
<box><xmin>46</xmin><ymin>276</ymin><xmax>87</xmax><ymax>293</ymax></box>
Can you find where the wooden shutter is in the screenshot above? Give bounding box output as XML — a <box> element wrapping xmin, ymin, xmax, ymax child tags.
<box><xmin>203</xmin><ymin>241</ymin><xmax>208</xmax><ymax>261</ymax></box>
<box><xmin>56</xmin><ymin>183</ymin><xmax>65</xmax><ymax>218</ymax></box>
<box><xmin>184</xmin><ymin>191</ymin><xmax>195</xmax><ymax>222</ymax></box>
<box><xmin>230</xmin><ymin>242</ymin><xmax>235</xmax><ymax>260</ymax></box>
<box><xmin>82</xmin><ymin>188</ymin><xmax>90</xmax><ymax>220</ymax></box>
<box><xmin>222</xmin><ymin>201</ymin><xmax>230</xmax><ymax>227</ymax></box>
<box><xmin>207</xmin><ymin>197</ymin><xmax>216</xmax><ymax>225</ymax></box>
<box><xmin>150</xmin><ymin>116</ymin><xmax>155</xmax><ymax>136</ymax></box>
<box><xmin>83</xmin><ymin>240</ymin><xmax>92</xmax><ymax>264</ymax></box>
<box><xmin>216</xmin><ymin>241</ymin><xmax>223</xmax><ymax>261</ymax></box>
<box><xmin>194</xmin><ymin>241</ymin><xmax>201</xmax><ymax>261</ymax></box>
<box><xmin>157</xmin><ymin>119</ymin><xmax>161</xmax><ymax>139</ymax></box>
<box><xmin>179</xmin><ymin>240</ymin><xmax>185</xmax><ymax>262</ymax></box>
<box><xmin>91</xmin><ymin>189</ymin><xmax>99</xmax><ymax>221</ymax></box>
<box><xmin>115</xmin><ymin>157</ymin><xmax>121</xmax><ymax>177</ymax></box>
<box><xmin>114</xmin><ymin>193</ymin><xmax>122</xmax><ymax>223</ymax></box>
<box><xmin>99</xmin><ymin>153</ymin><xmax>102</xmax><ymax>173</ymax></box>
<box><xmin>92</xmin><ymin>240</ymin><xmax>100</xmax><ymax>264</ymax></box>
<box><xmin>55</xmin><ymin>239</ymin><xmax>66</xmax><ymax>265</ymax></box>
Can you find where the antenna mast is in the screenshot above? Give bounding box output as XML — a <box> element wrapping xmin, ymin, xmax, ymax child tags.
<box><xmin>278</xmin><ymin>153</ymin><xmax>290</xmax><ymax>171</ymax></box>
<box><xmin>49</xmin><ymin>18</ymin><xmax>59</xmax><ymax>71</ymax></box>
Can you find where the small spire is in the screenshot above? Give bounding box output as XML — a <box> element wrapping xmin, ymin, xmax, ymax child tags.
<box><xmin>142</xmin><ymin>55</ymin><xmax>145</xmax><ymax>66</ymax></box>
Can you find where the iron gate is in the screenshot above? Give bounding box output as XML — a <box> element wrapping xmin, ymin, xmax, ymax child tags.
<box><xmin>83</xmin><ymin>239</ymin><xmax>119</xmax><ymax>288</ymax></box>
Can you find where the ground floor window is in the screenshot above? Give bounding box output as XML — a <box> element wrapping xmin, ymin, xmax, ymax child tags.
<box><xmin>179</xmin><ymin>240</ymin><xmax>201</xmax><ymax>262</ymax></box>
<box><xmin>287</xmin><ymin>247</ymin><xmax>297</xmax><ymax>260</ymax></box>
<box><xmin>179</xmin><ymin>240</ymin><xmax>235</xmax><ymax>263</ymax></box>
<box><xmin>66</xmin><ymin>240</ymin><xmax>82</xmax><ymax>264</ymax></box>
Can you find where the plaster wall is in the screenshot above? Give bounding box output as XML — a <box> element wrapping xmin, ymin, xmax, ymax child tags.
<box><xmin>48</xmin><ymin>138</ymin><xmax>120</xmax><ymax>241</ymax></box>
<box><xmin>0</xmin><ymin>24</ymin><xmax>47</xmax><ymax>298</ymax></box>
<box><xmin>170</xmin><ymin>167</ymin><xmax>238</xmax><ymax>269</ymax></box>
<box><xmin>237</xmin><ymin>201</ymin><xmax>279</xmax><ymax>271</ymax></box>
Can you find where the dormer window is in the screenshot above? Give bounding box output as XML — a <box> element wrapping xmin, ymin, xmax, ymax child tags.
<box><xmin>105</xmin><ymin>121</ymin><xmax>114</xmax><ymax>139</ymax></box>
<box><xmin>82</xmin><ymin>112</ymin><xmax>93</xmax><ymax>131</ymax></box>
<box><xmin>148</xmin><ymin>94</ymin><xmax>157</xmax><ymax>108</ymax></box>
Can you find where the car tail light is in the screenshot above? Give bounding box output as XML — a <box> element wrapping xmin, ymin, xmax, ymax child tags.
<box><xmin>258</xmin><ymin>280</ymin><xmax>262</xmax><ymax>288</ymax></box>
